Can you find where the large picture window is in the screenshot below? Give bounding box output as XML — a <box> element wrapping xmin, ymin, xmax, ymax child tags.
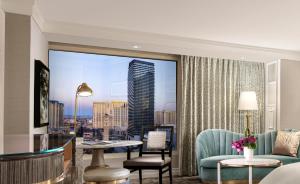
<box><xmin>49</xmin><ymin>49</ymin><xmax>177</xmax><ymax>152</ymax></box>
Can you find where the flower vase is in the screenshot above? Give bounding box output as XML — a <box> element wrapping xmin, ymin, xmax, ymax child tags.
<box><xmin>244</xmin><ymin>147</ymin><xmax>254</xmax><ymax>161</ymax></box>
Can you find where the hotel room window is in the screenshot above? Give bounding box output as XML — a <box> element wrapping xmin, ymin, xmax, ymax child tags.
<box><xmin>48</xmin><ymin>49</ymin><xmax>177</xmax><ymax>153</ymax></box>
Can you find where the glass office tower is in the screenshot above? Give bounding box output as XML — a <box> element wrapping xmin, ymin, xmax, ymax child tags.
<box><xmin>128</xmin><ymin>60</ymin><xmax>155</xmax><ymax>138</ymax></box>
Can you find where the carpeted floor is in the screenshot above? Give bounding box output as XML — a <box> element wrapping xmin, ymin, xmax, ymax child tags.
<box><xmin>130</xmin><ymin>176</ymin><xmax>201</xmax><ymax>184</ymax></box>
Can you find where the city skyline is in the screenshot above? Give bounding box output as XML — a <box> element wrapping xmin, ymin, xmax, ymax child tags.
<box><xmin>49</xmin><ymin>50</ymin><xmax>176</xmax><ymax>117</ymax></box>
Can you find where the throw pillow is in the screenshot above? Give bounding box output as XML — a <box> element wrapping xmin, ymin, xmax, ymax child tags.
<box><xmin>273</xmin><ymin>131</ymin><xmax>300</xmax><ymax>157</ymax></box>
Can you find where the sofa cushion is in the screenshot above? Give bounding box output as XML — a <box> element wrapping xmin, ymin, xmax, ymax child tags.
<box><xmin>255</xmin><ymin>155</ymin><xmax>300</xmax><ymax>165</ymax></box>
<box><xmin>123</xmin><ymin>156</ymin><xmax>171</xmax><ymax>167</ymax></box>
<box><xmin>200</xmin><ymin>155</ymin><xmax>300</xmax><ymax>168</ymax></box>
<box><xmin>200</xmin><ymin>155</ymin><xmax>243</xmax><ymax>168</ymax></box>
<box><xmin>272</xmin><ymin>131</ymin><xmax>300</xmax><ymax>157</ymax></box>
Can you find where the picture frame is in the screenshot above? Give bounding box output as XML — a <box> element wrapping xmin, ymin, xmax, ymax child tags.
<box><xmin>34</xmin><ymin>60</ymin><xmax>50</xmax><ymax>127</ymax></box>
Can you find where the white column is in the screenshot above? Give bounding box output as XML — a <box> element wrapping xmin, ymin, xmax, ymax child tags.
<box><xmin>217</xmin><ymin>162</ymin><xmax>222</xmax><ymax>184</ymax></box>
<box><xmin>249</xmin><ymin>166</ymin><xmax>252</xmax><ymax>184</ymax></box>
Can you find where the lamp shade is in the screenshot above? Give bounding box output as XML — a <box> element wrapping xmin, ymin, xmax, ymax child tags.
<box><xmin>77</xmin><ymin>82</ymin><xmax>93</xmax><ymax>97</ymax></box>
<box><xmin>238</xmin><ymin>91</ymin><xmax>258</xmax><ymax>110</ymax></box>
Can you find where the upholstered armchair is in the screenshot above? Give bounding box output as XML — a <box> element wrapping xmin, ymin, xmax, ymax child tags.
<box><xmin>123</xmin><ymin>126</ymin><xmax>174</xmax><ymax>184</ymax></box>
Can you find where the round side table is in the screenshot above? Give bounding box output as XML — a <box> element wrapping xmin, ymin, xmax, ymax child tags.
<box><xmin>217</xmin><ymin>158</ymin><xmax>282</xmax><ymax>184</ymax></box>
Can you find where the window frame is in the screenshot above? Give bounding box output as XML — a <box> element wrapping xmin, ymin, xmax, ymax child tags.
<box><xmin>48</xmin><ymin>42</ymin><xmax>180</xmax><ymax>168</ymax></box>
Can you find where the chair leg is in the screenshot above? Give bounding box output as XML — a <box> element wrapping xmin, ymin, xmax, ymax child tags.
<box><xmin>139</xmin><ymin>169</ymin><xmax>142</xmax><ymax>184</ymax></box>
<box><xmin>159</xmin><ymin>168</ymin><xmax>163</xmax><ymax>184</ymax></box>
<box><xmin>169</xmin><ymin>163</ymin><xmax>173</xmax><ymax>184</ymax></box>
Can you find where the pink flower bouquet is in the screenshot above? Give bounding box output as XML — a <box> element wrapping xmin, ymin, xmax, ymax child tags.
<box><xmin>231</xmin><ymin>136</ymin><xmax>257</xmax><ymax>153</ymax></box>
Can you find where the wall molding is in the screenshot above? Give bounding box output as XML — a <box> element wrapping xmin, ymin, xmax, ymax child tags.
<box><xmin>1</xmin><ymin>0</ymin><xmax>35</xmax><ymax>15</ymax></box>
<box><xmin>32</xmin><ymin>0</ymin><xmax>45</xmax><ymax>31</ymax></box>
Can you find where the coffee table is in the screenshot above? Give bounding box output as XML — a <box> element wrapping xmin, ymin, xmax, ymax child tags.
<box><xmin>217</xmin><ymin>158</ymin><xmax>282</xmax><ymax>184</ymax></box>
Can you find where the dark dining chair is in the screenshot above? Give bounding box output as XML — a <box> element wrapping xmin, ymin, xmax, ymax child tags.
<box><xmin>123</xmin><ymin>126</ymin><xmax>174</xmax><ymax>184</ymax></box>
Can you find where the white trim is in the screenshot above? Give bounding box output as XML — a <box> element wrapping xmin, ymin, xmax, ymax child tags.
<box><xmin>32</xmin><ymin>0</ymin><xmax>45</xmax><ymax>31</ymax></box>
<box><xmin>0</xmin><ymin>3</ymin><xmax>4</xmax><ymax>154</ymax></box>
<box><xmin>2</xmin><ymin>0</ymin><xmax>35</xmax><ymax>15</ymax></box>
<box><xmin>277</xmin><ymin>60</ymin><xmax>281</xmax><ymax>130</ymax></box>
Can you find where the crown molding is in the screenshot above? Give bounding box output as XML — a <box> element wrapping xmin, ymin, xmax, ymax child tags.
<box><xmin>2</xmin><ymin>0</ymin><xmax>35</xmax><ymax>15</ymax></box>
<box><xmin>44</xmin><ymin>21</ymin><xmax>300</xmax><ymax>62</ymax></box>
<box><xmin>1</xmin><ymin>0</ymin><xmax>45</xmax><ymax>32</ymax></box>
<box><xmin>32</xmin><ymin>0</ymin><xmax>45</xmax><ymax>30</ymax></box>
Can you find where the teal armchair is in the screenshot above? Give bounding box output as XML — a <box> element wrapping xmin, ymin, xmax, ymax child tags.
<box><xmin>196</xmin><ymin>129</ymin><xmax>300</xmax><ymax>182</ymax></box>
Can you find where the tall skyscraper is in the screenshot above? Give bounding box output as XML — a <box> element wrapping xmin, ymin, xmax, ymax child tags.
<box><xmin>58</xmin><ymin>103</ymin><xmax>64</xmax><ymax>127</ymax></box>
<box><xmin>128</xmin><ymin>60</ymin><xmax>155</xmax><ymax>137</ymax></box>
<box><xmin>154</xmin><ymin>111</ymin><xmax>176</xmax><ymax>125</ymax></box>
<box><xmin>112</xmin><ymin>101</ymin><xmax>128</xmax><ymax>127</ymax></box>
<box><xmin>154</xmin><ymin>111</ymin><xmax>164</xmax><ymax>125</ymax></box>
<box><xmin>163</xmin><ymin>111</ymin><xmax>176</xmax><ymax>124</ymax></box>
<box><xmin>93</xmin><ymin>102</ymin><xmax>112</xmax><ymax>128</ymax></box>
<box><xmin>93</xmin><ymin>101</ymin><xmax>128</xmax><ymax>128</ymax></box>
<box><xmin>49</xmin><ymin>100</ymin><xmax>64</xmax><ymax>128</ymax></box>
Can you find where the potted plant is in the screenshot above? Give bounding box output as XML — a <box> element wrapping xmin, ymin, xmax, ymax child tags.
<box><xmin>232</xmin><ymin>136</ymin><xmax>257</xmax><ymax>161</ymax></box>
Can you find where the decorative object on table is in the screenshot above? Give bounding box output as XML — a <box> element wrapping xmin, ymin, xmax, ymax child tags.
<box><xmin>272</xmin><ymin>130</ymin><xmax>300</xmax><ymax>157</ymax></box>
<box><xmin>232</xmin><ymin>136</ymin><xmax>257</xmax><ymax>160</ymax></box>
<box><xmin>40</xmin><ymin>134</ymin><xmax>49</xmax><ymax>151</ymax></box>
<box><xmin>123</xmin><ymin>126</ymin><xmax>174</xmax><ymax>184</ymax></box>
<box><xmin>34</xmin><ymin>60</ymin><xmax>50</xmax><ymax>127</ymax></box>
<box><xmin>72</xmin><ymin>82</ymin><xmax>93</xmax><ymax>134</ymax></box>
<box><xmin>238</xmin><ymin>91</ymin><xmax>258</xmax><ymax>137</ymax></box>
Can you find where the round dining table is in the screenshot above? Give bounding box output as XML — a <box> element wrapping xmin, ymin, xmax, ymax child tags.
<box><xmin>76</xmin><ymin>138</ymin><xmax>143</xmax><ymax>167</ymax></box>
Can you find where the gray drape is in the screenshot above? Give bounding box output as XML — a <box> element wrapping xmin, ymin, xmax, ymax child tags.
<box><xmin>178</xmin><ymin>56</ymin><xmax>265</xmax><ymax>176</ymax></box>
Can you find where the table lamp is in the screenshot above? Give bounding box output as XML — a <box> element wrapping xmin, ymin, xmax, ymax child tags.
<box><xmin>71</xmin><ymin>82</ymin><xmax>93</xmax><ymax>134</ymax></box>
<box><xmin>238</xmin><ymin>91</ymin><xmax>258</xmax><ymax>137</ymax></box>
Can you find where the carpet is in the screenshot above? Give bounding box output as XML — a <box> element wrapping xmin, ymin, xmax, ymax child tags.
<box><xmin>130</xmin><ymin>176</ymin><xmax>201</xmax><ymax>184</ymax></box>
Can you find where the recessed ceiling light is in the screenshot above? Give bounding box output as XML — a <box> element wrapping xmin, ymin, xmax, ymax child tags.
<box><xmin>133</xmin><ymin>45</ymin><xmax>140</xmax><ymax>49</ymax></box>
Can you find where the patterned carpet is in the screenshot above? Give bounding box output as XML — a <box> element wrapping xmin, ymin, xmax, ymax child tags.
<box><xmin>130</xmin><ymin>176</ymin><xmax>201</xmax><ymax>184</ymax></box>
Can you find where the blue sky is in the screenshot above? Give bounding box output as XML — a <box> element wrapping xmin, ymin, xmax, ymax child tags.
<box><xmin>49</xmin><ymin>50</ymin><xmax>176</xmax><ymax>116</ymax></box>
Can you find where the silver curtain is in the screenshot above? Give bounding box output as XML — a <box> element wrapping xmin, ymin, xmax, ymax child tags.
<box><xmin>178</xmin><ymin>56</ymin><xmax>265</xmax><ymax>176</ymax></box>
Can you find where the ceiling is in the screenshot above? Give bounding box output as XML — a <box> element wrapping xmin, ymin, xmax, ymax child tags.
<box><xmin>37</xmin><ymin>0</ymin><xmax>300</xmax><ymax>51</ymax></box>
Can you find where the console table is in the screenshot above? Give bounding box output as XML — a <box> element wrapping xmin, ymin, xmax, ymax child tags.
<box><xmin>0</xmin><ymin>134</ymin><xmax>75</xmax><ymax>184</ymax></box>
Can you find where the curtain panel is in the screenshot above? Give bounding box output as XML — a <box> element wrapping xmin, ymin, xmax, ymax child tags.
<box><xmin>178</xmin><ymin>56</ymin><xmax>265</xmax><ymax>176</ymax></box>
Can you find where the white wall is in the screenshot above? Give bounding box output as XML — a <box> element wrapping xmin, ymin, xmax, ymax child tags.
<box><xmin>0</xmin><ymin>1</ymin><xmax>5</xmax><ymax>154</ymax></box>
<box><xmin>279</xmin><ymin>59</ymin><xmax>300</xmax><ymax>130</ymax></box>
<box><xmin>29</xmin><ymin>17</ymin><xmax>48</xmax><ymax>151</ymax></box>
<box><xmin>4</xmin><ymin>13</ymin><xmax>31</xmax><ymax>153</ymax></box>
<box><xmin>3</xmin><ymin>13</ymin><xmax>48</xmax><ymax>153</ymax></box>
